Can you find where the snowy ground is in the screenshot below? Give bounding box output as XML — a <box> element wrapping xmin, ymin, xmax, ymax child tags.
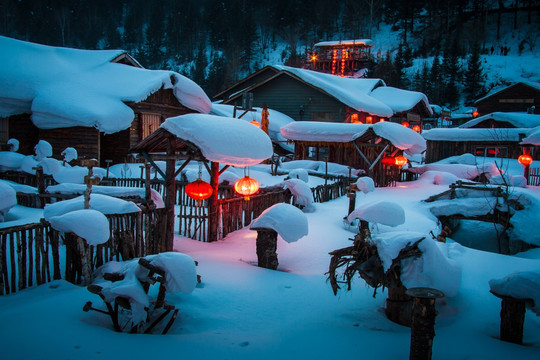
<box><xmin>1</xmin><ymin>163</ymin><xmax>540</xmax><ymax>359</ymax></box>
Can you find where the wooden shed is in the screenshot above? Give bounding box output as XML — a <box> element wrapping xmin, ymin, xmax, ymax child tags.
<box><xmin>281</xmin><ymin>121</ymin><xmax>426</xmax><ymax>186</ymax></box>
<box><xmin>0</xmin><ymin>36</ymin><xmax>211</xmax><ymax>166</ymax></box>
<box><xmin>474</xmin><ymin>82</ymin><xmax>540</xmax><ymax>116</ymax></box>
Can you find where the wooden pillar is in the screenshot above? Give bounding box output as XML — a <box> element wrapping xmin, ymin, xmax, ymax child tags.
<box><xmin>407</xmin><ymin>287</ymin><xmax>444</xmax><ymax>360</ymax></box>
<box><xmin>144</xmin><ymin>162</ymin><xmax>152</xmax><ymax>207</ymax></box>
<box><xmin>386</xmin><ymin>282</ymin><xmax>413</xmax><ymax>327</ymax></box>
<box><xmin>255</xmin><ymin>229</ymin><xmax>279</xmax><ymax>270</ymax></box>
<box><xmin>207</xmin><ymin>161</ymin><xmax>220</xmax><ymax>242</ymax></box>
<box><xmin>490</xmin><ymin>291</ymin><xmax>528</xmax><ymax>345</ymax></box>
<box><xmin>164</xmin><ymin>135</ymin><xmax>176</xmax><ymax>252</ymax></box>
<box><xmin>34</xmin><ymin>166</ymin><xmax>46</xmax><ymax>208</ymax></box>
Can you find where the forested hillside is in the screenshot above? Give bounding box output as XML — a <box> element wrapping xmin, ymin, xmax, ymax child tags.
<box><xmin>1</xmin><ymin>0</ymin><xmax>538</xmax><ymax>107</ymax></box>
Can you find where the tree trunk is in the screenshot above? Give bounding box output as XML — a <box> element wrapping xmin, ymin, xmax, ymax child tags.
<box><xmin>386</xmin><ymin>282</ymin><xmax>413</xmax><ymax>326</ymax></box>
<box><xmin>409</xmin><ymin>297</ymin><xmax>438</xmax><ymax>360</ymax></box>
<box><xmin>256</xmin><ymin>229</ymin><xmax>279</xmax><ymax>270</ymax></box>
<box><xmin>500</xmin><ymin>297</ymin><xmax>526</xmax><ymax>344</ymax></box>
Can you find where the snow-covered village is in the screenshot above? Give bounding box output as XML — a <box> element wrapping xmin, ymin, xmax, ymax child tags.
<box><xmin>1</xmin><ymin>1</ymin><xmax>540</xmax><ymax>359</ymax></box>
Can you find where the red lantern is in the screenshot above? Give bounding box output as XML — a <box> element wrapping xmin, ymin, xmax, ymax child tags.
<box><xmin>394</xmin><ymin>155</ymin><xmax>408</xmax><ymax>167</ymax></box>
<box><xmin>382</xmin><ymin>156</ymin><xmax>395</xmax><ymax>166</ymax></box>
<box><xmin>412</xmin><ymin>125</ymin><xmax>421</xmax><ymax>132</ymax></box>
<box><xmin>234</xmin><ymin>176</ymin><xmax>260</xmax><ymax>200</ymax></box>
<box><xmin>402</xmin><ymin>121</ymin><xmax>410</xmax><ymax>128</ymax></box>
<box><xmin>185</xmin><ymin>178</ymin><xmax>213</xmax><ymax>206</ymax></box>
<box><xmin>472</xmin><ymin>110</ymin><xmax>479</xmax><ymax>117</ymax></box>
<box><xmin>518</xmin><ymin>154</ymin><xmax>533</xmax><ymax>166</ymax></box>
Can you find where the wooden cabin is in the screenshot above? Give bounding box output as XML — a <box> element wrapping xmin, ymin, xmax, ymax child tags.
<box><xmin>459</xmin><ymin>112</ymin><xmax>540</xmax><ymax>129</ymax></box>
<box><xmin>0</xmin><ymin>36</ymin><xmax>210</xmax><ymax>167</ymax></box>
<box><xmin>305</xmin><ymin>39</ymin><xmax>373</xmax><ymax>77</ymax></box>
<box><xmin>214</xmin><ymin>65</ymin><xmax>431</xmax><ymax>127</ymax></box>
<box><xmin>422</xmin><ymin>128</ymin><xmax>537</xmax><ymax>163</ymax></box>
<box><xmin>474</xmin><ymin>82</ymin><xmax>540</xmax><ymax>116</ymax></box>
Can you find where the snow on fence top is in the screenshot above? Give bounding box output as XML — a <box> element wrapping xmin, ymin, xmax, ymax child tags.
<box><xmin>422</xmin><ymin>127</ymin><xmax>531</xmax><ymax>142</ymax></box>
<box><xmin>0</xmin><ymin>36</ymin><xmax>212</xmax><ymax>134</ymax></box>
<box><xmin>280</xmin><ymin>120</ymin><xmax>426</xmax><ymax>155</ymax></box>
<box><xmin>161</xmin><ymin>114</ymin><xmax>274</xmax><ymax>167</ymax></box>
<box><xmin>460</xmin><ymin>112</ymin><xmax>540</xmax><ymax>129</ymax></box>
<box><xmin>313</xmin><ymin>39</ymin><xmax>373</xmax><ymax>47</ymax></box>
<box><xmin>521</xmin><ymin>126</ymin><xmax>540</xmax><ymax>146</ymax></box>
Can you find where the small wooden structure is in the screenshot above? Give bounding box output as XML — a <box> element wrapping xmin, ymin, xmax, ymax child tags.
<box><xmin>305</xmin><ymin>39</ymin><xmax>373</xmax><ymax>77</ymax></box>
<box><xmin>474</xmin><ymin>82</ymin><xmax>540</xmax><ymax>116</ymax></box>
<box><xmin>129</xmin><ymin>114</ymin><xmax>273</xmax><ymax>247</ymax></box>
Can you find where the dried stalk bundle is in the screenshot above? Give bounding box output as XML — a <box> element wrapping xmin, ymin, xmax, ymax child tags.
<box><xmin>327</xmin><ymin>228</ymin><xmax>424</xmax><ymax>296</ymax></box>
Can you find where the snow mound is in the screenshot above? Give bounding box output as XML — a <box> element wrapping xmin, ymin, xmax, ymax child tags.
<box><xmin>0</xmin><ymin>151</ymin><xmax>25</xmax><ymax>170</ymax></box>
<box><xmin>287</xmin><ymin>168</ymin><xmax>309</xmax><ymax>183</ymax></box>
<box><xmin>418</xmin><ymin>171</ymin><xmax>460</xmax><ymax>185</ymax></box>
<box><xmin>53</xmin><ymin>166</ymin><xmax>107</xmax><ymax>184</ymax></box>
<box><xmin>347</xmin><ymin>201</ymin><xmax>405</xmax><ymax>227</ymax></box>
<box><xmin>282</xmin><ymin>179</ymin><xmax>314</xmax><ymax>207</ymax></box>
<box><xmin>144</xmin><ymin>253</ymin><xmax>198</xmax><ymax>294</ymax></box>
<box><xmin>43</xmin><ymin>194</ymin><xmax>140</xmax><ymax>220</ymax></box>
<box><xmin>250</xmin><ymin>203</ymin><xmax>308</xmax><ymax>243</ymax></box>
<box><xmin>49</xmin><ymin>209</ymin><xmax>110</xmax><ymax>245</ymax></box>
<box><xmin>355</xmin><ymin>176</ymin><xmax>375</xmax><ymax>193</ymax></box>
<box><xmin>34</xmin><ymin>140</ymin><xmax>52</xmax><ymax>160</ymax></box>
<box><xmin>0</xmin><ymin>181</ymin><xmax>16</xmax><ymax>221</ymax></box>
<box><xmin>489</xmin><ymin>270</ymin><xmax>540</xmax><ymax>315</ymax></box>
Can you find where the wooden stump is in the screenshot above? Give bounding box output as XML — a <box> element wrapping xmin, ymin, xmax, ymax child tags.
<box><xmin>386</xmin><ymin>283</ymin><xmax>413</xmax><ymax>327</ymax></box>
<box><xmin>407</xmin><ymin>287</ymin><xmax>444</xmax><ymax>360</ymax></box>
<box><xmin>491</xmin><ymin>291</ymin><xmax>528</xmax><ymax>345</ymax></box>
<box><xmin>255</xmin><ymin>229</ymin><xmax>278</xmax><ymax>270</ymax></box>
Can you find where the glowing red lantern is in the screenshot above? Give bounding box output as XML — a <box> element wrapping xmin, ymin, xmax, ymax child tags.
<box><xmin>382</xmin><ymin>156</ymin><xmax>395</xmax><ymax>166</ymax></box>
<box><xmin>518</xmin><ymin>154</ymin><xmax>533</xmax><ymax>166</ymax></box>
<box><xmin>412</xmin><ymin>125</ymin><xmax>421</xmax><ymax>132</ymax></box>
<box><xmin>250</xmin><ymin>120</ymin><xmax>261</xmax><ymax>128</ymax></box>
<box><xmin>394</xmin><ymin>155</ymin><xmax>408</xmax><ymax>167</ymax></box>
<box><xmin>185</xmin><ymin>178</ymin><xmax>213</xmax><ymax>206</ymax></box>
<box><xmin>472</xmin><ymin>111</ymin><xmax>479</xmax><ymax>117</ymax></box>
<box><xmin>402</xmin><ymin>121</ymin><xmax>410</xmax><ymax>128</ymax></box>
<box><xmin>234</xmin><ymin>176</ymin><xmax>260</xmax><ymax>200</ymax></box>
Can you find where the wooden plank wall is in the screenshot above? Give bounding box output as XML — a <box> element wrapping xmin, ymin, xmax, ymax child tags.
<box><xmin>39</xmin><ymin>127</ymin><xmax>100</xmax><ymax>161</ymax></box>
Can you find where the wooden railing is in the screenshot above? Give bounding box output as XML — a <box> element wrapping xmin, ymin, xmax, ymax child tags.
<box><xmin>528</xmin><ymin>167</ymin><xmax>540</xmax><ymax>186</ymax></box>
<box><xmin>0</xmin><ymin>208</ymin><xmax>166</xmax><ymax>295</ymax></box>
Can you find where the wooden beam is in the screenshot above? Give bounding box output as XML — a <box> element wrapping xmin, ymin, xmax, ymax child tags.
<box><xmin>219</xmin><ymin>165</ymin><xmax>230</xmax><ymax>175</ymax></box>
<box><xmin>207</xmin><ymin>162</ymin><xmax>220</xmax><ymax>242</ymax></box>
<box><xmin>140</xmin><ymin>152</ymin><xmax>167</xmax><ymax>180</ymax></box>
<box><xmin>369</xmin><ymin>144</ymin><xmax>389</xmax><ymax>171</ymax></box>
<box><xmin>173</xmin><ymin>157</ymin><xmax>193</xmax><ymax>178</ymax></box>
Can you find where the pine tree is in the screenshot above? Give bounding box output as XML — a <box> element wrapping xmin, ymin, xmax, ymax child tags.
<box><xmin>429</xmin><ymin>54</ymin><xmax>443</xmax><ymax>104</ymax></box>
<box><xmin>464</xmin><ymin>43</ymin><xmax>486</xmax><ymax>104</ymax></box>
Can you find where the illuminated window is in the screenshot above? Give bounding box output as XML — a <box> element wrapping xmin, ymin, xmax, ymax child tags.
<box><xmin>140</xmin><ymin>113</ymin><xmax>162</xmax><ymax>139</ymax></box>
<box><xmin>475</xmin><ymin>147</ymin><xmax>508</xmax><ymax>158</ymax></box>
<box><xmin>365</xmin><ymin>116</ymin><xmax>373</xmax><ymax>124</ymax></box>
<box><xmin>351</xmin><ymin>113</ymin><xmax>359</xmax><ymax>123</ymax></box>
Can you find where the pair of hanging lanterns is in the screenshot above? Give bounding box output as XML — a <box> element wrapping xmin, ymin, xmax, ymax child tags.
<box><xmin>184</xmin><ymin>164</ymin><xmax>260</xmax><ymax>204</ymax></box>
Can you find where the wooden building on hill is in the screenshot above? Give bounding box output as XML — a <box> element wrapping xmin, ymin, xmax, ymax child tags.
<box><xmin>0</xmin><ymin>36</ymin><xmax>211</xmax><ymax>166</ymax></box>
<box><xmin>474</xmin><ymin>82</ymin><xmax>540</xmax><ymax>116</ymax></box>
<box><xmin>304</xmin><ymin>39</ymin><xmax>374</xmax><ymax>77</ymax></box>
<box><xmin>214</xmin><ymin>65</ymin><xmax>431</xmax><ymax>126</ymax></box>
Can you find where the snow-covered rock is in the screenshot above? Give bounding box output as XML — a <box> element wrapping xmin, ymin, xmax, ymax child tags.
<box><xmin>282</xmin><ymin>179</ymin><xmax>314</xmax><ymax>208</ymax></box>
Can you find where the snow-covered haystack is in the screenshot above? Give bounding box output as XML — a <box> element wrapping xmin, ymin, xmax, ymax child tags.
<box><xmin>347</xmin><ymin>201</ymin><xmax>405</xmax><ymax>227</ymax></box>
<box><xmin>48</xmin><ymin>209</ymin><xmax>110</xmax><ymax>246</ymax></box>
<box><xmin>282</xmin><ymin>179</ymin><xmax>314</xmax><ymax>209</ymax></box>
<box><xmin>92</xmin><ymin>252</ymin><xmax>197</xmax><ymax>325</ymax></box>
<box><xmin>43</xmin><ymin>194</ymin><xmax>140</xmax><ymax>220</ymax></box>
<box><xmin>250</xmin><ymin>203</ymin><xmax>308</xmax><ymax>244</ymax></box>
<box><xmin>371</xmin><ymin>232</ymin><xmax>462</xmax><ymax>297</ymax></box>
<box><xmin>0</xmin><ymin>181</ymin><xmax>16</xmax><ymax>221</ymax></box>
<box><xmin>489</xmin><ymin>270</ymin><xmax>540</xmax><ymax>316</ymax></box>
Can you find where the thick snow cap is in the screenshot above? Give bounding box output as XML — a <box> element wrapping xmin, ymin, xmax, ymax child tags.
<box><xmin>347</xmin><ymin>200</ymin><xmax>406</xmax><ymax>227</ymax></box>
<box><xmin>250</xmin><ymin>203</ymin><xmax>308</xmax><ymax>243</ymax></box>
<box><xmin>0</xmin><ymin>36</ymin><xmax>211</xmax><ymax>134</ymax></box>
<box><xmin>161</xmin><ymin>114</ymin><xmax>273</xmax><ymax>166</ymax></box>
<box><xmin>281</xmin><ymin>121</ymin><xmax>426</xmax><ymax>155</ymax></box>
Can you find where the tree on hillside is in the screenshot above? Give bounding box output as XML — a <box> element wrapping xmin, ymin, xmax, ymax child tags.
<box><xmin>428</xmin><ymin>54</ymin><xmax>443</xmax><ymax>105</ymax></box>
<box><xmin>464</xmin><ymin>43</ymin><xmax>486</xmax><ymax>104</ymax></box>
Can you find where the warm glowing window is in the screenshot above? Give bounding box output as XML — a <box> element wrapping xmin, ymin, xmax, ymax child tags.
<box><xmin>366</xmin><ymin>116</ymin><xmax>373</xmax><ymax>124</ymax></box>
<box><xmin>140</xmin><ymin>113</ymin><xmax>162</xmax><ymax>139</ymax></box>
<box><xmin>351</xmin><ymin>113</ymin><xmax>359</xmax><ymax>123</ymax></box>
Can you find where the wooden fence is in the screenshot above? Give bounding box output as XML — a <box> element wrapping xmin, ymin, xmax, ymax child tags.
<box><xmin>528</xmin><ymin>167</ymin><xmax>540</xmax><ymax>186</ymax></box>
<box><xmin>0</xmin><ymin>208</ymin><xmax>166</xmax><ymax>295</ymax></box>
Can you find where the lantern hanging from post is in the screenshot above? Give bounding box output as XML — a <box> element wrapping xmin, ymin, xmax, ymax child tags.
<box><xmin>412</xmin><ymin>125</ymin><xmax>421</xmax><ymax>133</ymax></box>
<box><xmin>394</xmin><ymin>155</ymin><xmax>408</xmax><ymax>167</ymax></box>
<box><xmin>234</xmin><ymin>176</ymin><xmax>260</xmax><ymax>200</ymax></box>
<box><xmin>185</xmin><ymin>178</ymin><xmax>213</xmax><ymax>206</ymax></box>
<box><xmin>402</xmin><ymin>121</ymin><xmax>410</xmax><ymax>128</ymax></box>
<box><xmin>382</xmin><ymin>156</ymin><xmax>395</xmax><ymax>166</ymax></box>
<box><xmin>518</xmin><ymin>154</ymin><xmax>533</xmax><ymax>166</ymax></box>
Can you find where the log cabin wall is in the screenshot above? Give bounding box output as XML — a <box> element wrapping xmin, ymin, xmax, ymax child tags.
<box><xmin>7</xmin><ymin>115</ymin><xmax>39</xmax><ymax>155</ymax></box>
<box><xmin>425</xmin><ymin>140</ymin><xmax>532</xmax><ymax>163</ymax></box>
<box><xmin>475</xmin><ymin>83</ymin><xmax>540</xmax><ymax>116</ymax></box>
<box><xmin>39</xmin><ymin>127</ymin><xmax>100</xmax><ymax>161</ymax></box>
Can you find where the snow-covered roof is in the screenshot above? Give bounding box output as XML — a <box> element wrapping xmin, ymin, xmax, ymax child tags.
<box><xmin>370</xmin><ymin>86</ymin><xmax>433</xmax><ymax>116</ymax></box>
<box><xmin>314</xmin><ymin>39</ymin><xmax>373</xmax><ymax>47</ymax></box>
<box><xmin>422</xmin><ymin>127</ymin><xmax>531</xmax><ymax>142</ymax></box>
<box><xmin>271</xmin><ymin>65</ymin><xmax>393</xmax><ymax>117</ymax></box>
<box><xmin>475</xmin><ymin>81</ymin><xmax>540</xmax><ymax>103</ymax></box>
<box><xmin>280</xmin><ymin>121</ymin><xmax>427</xmax><ymax>155</ymax></box>
<box><xmin>0</xmin><ymin>36</ymin><xmax>211</xmax><ymax>134</ymax></box>
<box><xmin>521</xmin><ymin>126</ymin><xmax>540</xmax><ymax>146</ymax></box>
<box><xmin>460</xmin><ymin>112</ymin><xmax>540</xmax><ymax>128</ymax></box>
<box><xmin>160</xmin><ymin>114</ymin><xmax>273</xmax><ymax>166</ymax></box>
